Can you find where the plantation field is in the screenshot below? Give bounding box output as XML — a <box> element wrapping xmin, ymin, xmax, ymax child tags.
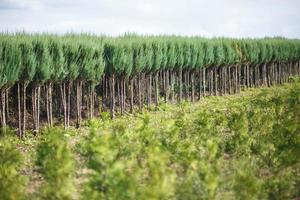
<box><xmin>1</xmin><ymin>80</ymin><xmax>300</xmax><ymax>200</ymax></box>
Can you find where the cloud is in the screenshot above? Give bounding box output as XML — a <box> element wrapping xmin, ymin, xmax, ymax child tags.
<box><xmin>0</xmin><ymin>0</ymin><xmax>42</xmax><ymax>10</ymax></box>
<box><xmin>0</xmin><ymin>0</ymin><xmax>299</xmax><ymax>38</ymax></box>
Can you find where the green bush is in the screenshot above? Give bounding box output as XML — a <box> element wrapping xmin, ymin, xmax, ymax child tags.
<box><xmin>79</xmin><ymin>82</ymin><xmax>300</xmax><ymax>200</ymax></box>
<box><xmin>0</xmin><ymin>136</ymin><xmax>26</xmax><ymax>200</ymax></box>
<box><xmin>36</xmin><ymin>128</ymin><xmax>75</xmax><ymax>200</ymax></box>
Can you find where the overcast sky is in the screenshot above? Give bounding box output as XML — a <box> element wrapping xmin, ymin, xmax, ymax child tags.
<box><xmin>0</xmin><ymin>0</ymin><xmax>300</xmax><ymax>38</ymax></box>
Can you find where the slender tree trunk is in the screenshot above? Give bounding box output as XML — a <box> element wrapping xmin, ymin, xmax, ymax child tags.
<box><xmin>110</xmin><ymin>74</ymin><xmax>115</xmax><ymax>119</ymax></box>
<box><xmin>22</xmin><ymin>83</ymin><xmax>27</xmax><ymax>136</ymax></box>
<box><xmin>263</xmin><ymin>63</ymin><xmax>267</xmax><ymax>86</ymax></box>
<box><xmin>165</xmin><ymin>70</ymin><xmax>169</xmax><ymax>103</ymax></box>
<box><xmin>46</xmin><ymin>84</ymin><xmax>50</xmax><ymax>125</ymax></box>
<box><xmin>130</xmin><ymin>77</ymin><xmax>134</xmax><ymax>113</ymax></box>
<box><xmin>32</xmin><ymin>87</ymin><xmax>36</xmax><ymax>132</ymax></box>
<box><xmin>186</xmin><ymin>70</ymin><xmax>190</xmax><ymax>100</ymax></box>
<box><xmin>49</xmin><ymin>83</ymin><xmax>53</xmax><ymax>126</ymax></box>
<box><xmin>18</xmin><ymin>83</ymin><xmax>22</xmax><ymax>137</ymax></box>
<box><xmin>67</xmin><ymin>81</ymin><xmax>71</xmax><ymax>128</ymax></box>
<box><xmin>214</xmin><ymin>67</ymin><xmax>218</xmax><ymax>96</ymax></box>
<box><xmin>36</xmin><ymin>86</ymin><xmax>40</xmax><ymax>132</ymax></box>
<box><xmin>102</xmin><ymin>75</ymin><xmax>106</xmax><ymax>112</ymax></box>
<box><xmin>1</xmin><ymin>90</ymin><xmax>6</xmax><ymax>128</ymax></box>
<box><xmin>76</xmin><ymin>80</ymin><xmax>83</xmax><ymax>127</ymax></box>
<box><xmin>228</xmin><ymin>67</ymin><xmax>232</xmax><ymax>94</ymax></box>
<box><xmin>5</xmin><ymin>89</ymin><xmax>9</xmax><ymax>123</ymax></box>
<box><xmin>224</xmin><ymin>67</ymin><xmax>227</xmax><ymax>94</ymax></box>
<box><xmin>171</xmin><ymin>71</ymin><xmax>175</xmax><ymax>102</ymax></box>
<box><xmin>138</xmin><ymin>74</ymin><xmax>142</xmax><ymax>111</ymax></box>
<box><xmin>61</xmin><ymin>83</ymin><xmax>67</xmax><ymax>129</ymax></box>
<box><xmin>154</xmin><ymin>72</ymin><xmax>159</xmax><ymax>106</ymax></box>
<box><xmin>123</xmin><ymin>77</ymin><xmax>126</xmax><ymax>113</ymax></box>
<box><xmin>179</xmin><ymin>69</ymin><xmax>183</xmax><ymax>102</ymax></box>
<box><xmin>198</xmin><ymin>70</ymin><xmax>202</xmax><ymax>100</ymax></box>
<box><xmin>191</xmin><ymin>72</ymin><xmax>195</xmax><ymax>102</ymax></box>
<box><xmin>235</xmin><ymin>65</ymin><xmax>238</xmax><ymax>93</ymax></box>
<box><xmin>203</xmin><ymin>68</ymin><xmax>206</xmax><ymax>97</ymax></box>
<box><xmin>148</xmin><ymin>74</ymin><xmax>152</xmax><ymax>109</ymax></box>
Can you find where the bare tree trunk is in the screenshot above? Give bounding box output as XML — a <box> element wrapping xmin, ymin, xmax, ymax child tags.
<box><xmin>224</xmin><ymin>67</ymin><xmax>227</xmax><ymax>95</ymax></box>
<box><xmin>76</xmin><ymin>80</ymin><xmax>83</xmax><ymax>127</ymax></box>
<box><xmin>49</xmin><ymin>83</ymin><xmax>53</xmax><ymax>126</ymax></box>
<box><xmin>235</xmin><ymin>65</ymin><xmax>238</xmax><ymax>93</ymax></box>
<box><xmin>46</xmin><ymin>84</ymin><xmax>50</xmax><ymax>125</ymax></box>
<box><xmin>228</xmin><ymin>66</ymin><xmax>232</xmax><ymax>94</ymax></box>
<box><xmin>130</xmin><ymin>77</ymin><xmax>134</xmax><ymax>113</ymax></box>
<box><xmin>102</xmin><ymin>75</ymin><xmax>106</xmax><ymax>112</ymax></box>
<box><xmin>179</xmin><ymin>69</ymin><xmax>183</xmax><ymax>102</ymax></box>
<box><xmin>5</xmin><ymin>89</ymin><xmax>9</xmax><ymax>122</ymax></box>
<box><xmin>191</xmin><ymin>72</ymin><xmax>195</xmax><ymax>102</ymax></box>
<box><xmin>171</xmin><ymin>71</ymin><xmax>175</xmax><ymax>102</ymax></box>
<box><xmin>32</xmin><ymin>87</ymin><xmax>36</xmax><ymax>132</ymax></box>
<box><xmin>203</xmin><ymin>68</ymin><xmax>206</xmax><ymax>97</ymax></box>
<box><xmin>186</xmin><ymin>70</ymin><xmax>190</xmax><ymax>99</ymax></box>
<box><xmin>148</xmin><ymin>74</ymin><xmax>152</xmax><ymax>109</ymax></box>
<box><xmin>138</xmin><ymin>74</ymin><xmax>142</xmax><ymax>111</ymax></box>
<box><xmin>18</xmin><ymin>83</ymin><xmax>22</xmax><ymax>137</ymax></box>
<box><xmin>120</xmin><ymin>77</ymin><xmax>124</xmax><ymax>114</ymax></box>
<box><xmin>154</xmin><ymin>72</ymin><xmax>159</xmax><ymax>106</ymax></box>
<box><xmin>66</xmin><ymin>81</ymin><xmax>71</xmax><ymax>128</ymax></box>
<box><xmin>165</xmin><ymin>70</ymin><xmax>169</xmax><ymax>103</ymax></box>
<box><xmin>1</xmin><ymin>90</ymin><xmax>6</xmax><ymax>128</ymax></box>
<box><xmin>36</xmin><ymin>86</ymin><xmax>40</xmax><ymax>132</ymax></box>
<box><xmin>110</xmin><ymin>74</ymin><xmax>115</xmax><ymax>119</ymax></box>
<box><xmin>61</xmin><ymin>83</ymin><xmax>67</xmax><ymax>129</ymax></box>
<box><xmin>123</xmin><ymin>78</ymin><xmax>126</xmax><ymax>113</ymax></box>
<box><xmin>22</xmin><ymin>83</ymin><xmax>27</xmax><ymax>136</ymax></box>
<box><xmin>198</xmin><ymin>70</ymin><xmax>202</xmax><ymax>100</ymax></box>
<box><xmin>214</xmin><ymin>67</ymin><xmax>218</xmax><ymax>96</ymax></box>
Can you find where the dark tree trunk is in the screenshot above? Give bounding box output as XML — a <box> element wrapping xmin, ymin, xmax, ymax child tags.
<box><xmin>18</xmin><ymin>83</ymin><xmax>22</xmax><ymax>137</ymax></box>
<box><xmin>46</xmin><ymin>85</ymin><xmax>49</xmax><ymax>126</ymax></box>
<box><xmin>203</xmin><ymin>68</ymin><xmax>206</xmax><ymax>97</ymax></box>
<box><xmin>198</xmin><ymin>70</ymin><xmax>202</xmax><ymax>100</ymax></box>
<box><xmin>61</xmin><ymin>83</ymin><xmax>66</xmax><ymax>129</ymax></box>
<box><xmin>49</xmin><ymin>83</ymin><xmax>53</xmax><ymax>126</ymax></box>
<box><xmin>22</xmin><ymin>83</ymin><xmax>27</xmax><ymax>136</ymax></box>
<box><xmin>229</xmin><ymin>66</ymin><xmax>232</xmax><ymax>93</ymax></box>
<box><xmin>224</xmin><ymin>67</ymin><xmax>227</xmax><ymax>95</ymax></box>
<box><xmin>32</xmin><ymin>87</ymin><xmax>36</xmax><ymax>132</ymax></box>
<box><xmin>138</xmin><ymin>74</ymin><xmax>142</xmax><ymax>111</ymax></box>
<box><xmin>130</xmin><ymin>77</ymin><xmax>134</xmax><ymax>113</ymax></box>
<box><xmin>123</xmin><ymin>77</ymin><xmax>126</xmax><ymax>113</ymax></box>
<box><xmin>191</xmin><ymin>72</ymin><xmax>195</xmax><ymax>102</ymax></box>
<box><xmin>179</xmin><ymin>69</ymin><xmax>183</xmax><ymax>102</ymax></box>
<box><xmin>147</xmin><ymin>74</ymin><xmax>152</xmax><ymax>109</ymax></box>
<box><xmin>110</xmin><ymin>74</ymin><xmax>115</xmax><ymax>119</ymax></box>
<box><xmin>154</xmin><ymin>72</ymin><xmax>159</xmax><ymax>106</ymax></box>
<box><xmin>235</xmin><ymin>65</ymin><xmax>238</xmax><ymax>93</ymax></box>
<box><xmin>171</xmin><ymin>71</ymin><xmax>175</xmax><ymax>102</ymax></box>
<box><xmin>165</xmin><ymin>70</ymin><xmax>169</xmax><ymax>103</ymax></box>
<box><xmin>238</xmin><ymin>65</ymin><xmax>241</xmax><ymax>93</ymax></box>
<box><xmin>76</xmin><ymin>80</ymin><xmax>83</xmax><ymax>127</ymax></box>
<box><xmin>186</xmin><ymin>70</ymin><xmax>190</xmax><ymax>100</ymax></box>
<box><xmin>67</xmin><ymin>81</ymin><xmax>71</xmax><ymax>128</ymax></box>
<box><xmin>1</xmin><ymin>90</ymin><xmax>6</xmax><ymax>128</ymax></box>
<box><xmin>214</xmin><ymin>67</ymin><xmax>218</xmax><ymax>96</ymax></box>
<box><xmin>37</xmin><ymin>86</ymin><xmax>40</xmax><ymax>132</ymax></box>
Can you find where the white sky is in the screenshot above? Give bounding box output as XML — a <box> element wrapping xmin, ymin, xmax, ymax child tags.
<box><xmin>0</xmin><ymin>0</ymin><xmax>300</xmax><ymax>38</ymax></box>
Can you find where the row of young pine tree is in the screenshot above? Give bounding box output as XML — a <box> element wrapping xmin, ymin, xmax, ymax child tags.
<box><xmin>0</xmin><ymin>34</ymin><xmax>300</xmax><ymax>136</ymax></box>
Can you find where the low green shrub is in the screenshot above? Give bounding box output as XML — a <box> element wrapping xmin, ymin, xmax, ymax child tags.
<box><xmin>36</xmin><ymin>128</ymin><xmax>75</xmax><ymax>200</ymax></box>
<box><xmin>0</xmin><ymin>136</ymin><xmax>26</xmax><ymax>200</ymax></box>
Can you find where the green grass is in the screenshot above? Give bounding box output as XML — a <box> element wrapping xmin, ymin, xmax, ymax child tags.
<box><xmin>1</xmin><ymin>81</ymin><xmax>300</xmax><ymax>200</ymax></box>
